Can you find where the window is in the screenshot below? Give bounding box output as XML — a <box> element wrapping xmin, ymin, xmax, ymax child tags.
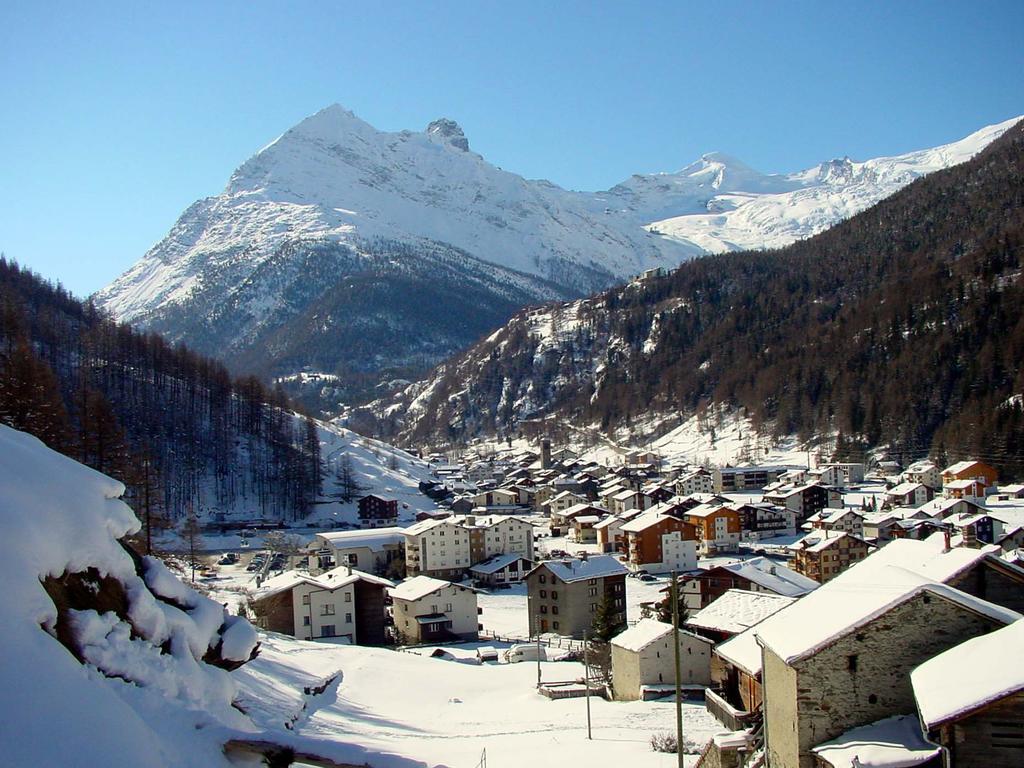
<box><xmin>320</xmin><ymin>625</ymin><xmax>335</xmax><ymax>637</ymax></box>
<box><xmin>551</xmin><ymin>591</ymin><xmax>558</xmax><ymax>600</ymax></box>
<box><xmin>590</xmin><ymin>603</ymin><xmax>597</xmax><ymax>612</ymax></box>
<box><xmin>552</xmin><ymin>621</ymin><xmax>560</xmax><ymax>630</ymax></box>
<box><xmin>302</xmin><ymin>594</ymin><xmax>311</xmax><ymax>605</ymax></box>
<box><xmin>551</xmin><ymin>606</ymin><xmax>558</xmax><ymax>615</ymax></box>
<box><xmin>540</xmin><ymin>589</ymin><xmax>547</xmax><ymax>598</ymax></box>
<box><xmin>345</xmin><ymin>612</ymin><xmax>352</xmax><ymax>623</ymax></box>
<box><xmin>588</xmin><ymin>578</ymin><xmax>597</xmax><ymax>585</ymax></box>
<box><xmin>303</xmin><ymin>616</ymin><xmax>310</xmax><ymax>626</ymax></box>
<box><xmin>320</xmin><ymin>604</ymin><xmax>335</xmax><ymax>616</ymax></box>
<box><xmin>539</xmin><ymin>574</ymin><xmax>547</xmax><ymax>584</ymax></box>
<box><xmin>431</xmin><ymin>604</ymin><xmax>438</xmax><ymax>613</ymax></box>
<box><xmin>445</xmin><ymin>603</ymin><xmax>453</xmax><ymax>612</ymax></box>
<box><xmin>540</xmin><ymin>605</ymin><xmax>548</xmax><ymax>614</ymax></box>
<box><xmin>847</xmin><ymin>655</ymin><xmax>858</xmax><ymax>672</ymax></box>
<box><xmin>588</xmin><ymin>587</ymin><xmax>597</xmax><ymax>596</ymax></box>
<box><xmin>344</xmin><ymin>592</ymin><xmax>352</xmax><ymax>602</ymax></box>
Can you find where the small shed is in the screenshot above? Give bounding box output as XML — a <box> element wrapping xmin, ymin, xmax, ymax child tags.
<box><xmin>610</xmin><ymin>618</ymin><xmax>712</xmax><ymax>701</ymax></box>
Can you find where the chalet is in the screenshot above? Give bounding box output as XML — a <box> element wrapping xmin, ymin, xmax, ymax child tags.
<box><xmin>807</xmin><ymin>508</ymin><xmax>865</xmax><ymax>538</ymax></box>
<box><xmin>252</xmin><ymin>566</ymin><xmax>393</xmax><ymax>644</ymax></box>
<box><xmin>610</xmin><ymin>619</ymin><xmax>713</xmax><ymax>701</ymax></box>
<box><xmin>468</xmin><ymin>553</ymin><xmax>533</xmax><ymax>586</ymax></box>
<box><xmin>941</xmin><ymin>460</ymin><xmax>998</xmax><ymax>496</ymax></box>
<box><xmin>902</xmin><ymin>459</ymin><xmax>942</xmax><ymax>489</ymax></box>
<box><xmin>997</xmin><ymin>482</ymin><xmax>1024</xmax><ymax>499</ymax></box>
<box><xmin>390</xmin><ymin>576</ymin><xmax>479</xmax><ymax>644</ymax></box>
<box><xmin>313</xmin><ymin>527</ymin><xmax>405</xmax><ymax>576</ymax></box>
<box><xmin>550</xmin><ymin>502</ymin><xmax>604</xmax><ymax>535</ymax></box>
<box><xmin>682</xmin><ymin>503</ymin><xmax>741</xmax><ymax>555</ymax></box>
<box><xmin>620</xmin><ymin>511</ymin><xmax>699</xmax><ymax>574</ymax></box>
<box><xmin>610</xmin><ymin>487</ymin><xmax>651</xmax><ymax>516</ymax></box>
<box><xmin>911</xmin><ymin>619</ymin><xmax>1024</xmax><ymax>768</ymax></box>
<box><xmin>884</xmin><ymin>481</ymin><xmax>933</xmax><ymax>508</ymax></box>
<box><xmin>676</xmin><ymin>468</ymin><xmax>714</xmax><ymax>496</ymax></box>
<box><xmin>820</xmin><ymin>462</ymin><xmax>866</xmax><ymax>484</ymax></box>
<box><xmin>525</xmin><ymin>555</ymin><xmax>628</xmax><ymax>639</ymax></box>
<box><xmin>547</xmin><ymin>489</ymin><xmax>588</xmax><ymax>516</ymax></box>
<box><xmin>788</xmin><ymin>531</ymin><xmax>872</xmax><ymax>583</ymax></box>
<box><xmin>679</xmin><ymin>557</ymin><xmax>818</xmax><ymax>612</ymax></box>
<box><xmin>594</xmin><ymin>512</ymin><xmax>638</xmax><ymax>553</ymax></box>
<box><xmin>468</xmin><ymin>487</ymin><xmax>521</xmax><ymax>509</ymax></box>
<box><xmin>569</xmin><ymin>514</ymin><xmax>602</xmax><ymax>544</ymax></box>
<box><xmin>944</xmin><ymin>511</ymin><xmax>1004</xmax><ymax>545</ymax></box>
<box><xmin>357</xmin><ymin>494</ymin><xmax>399</xmax><ymax>528</ymax></box>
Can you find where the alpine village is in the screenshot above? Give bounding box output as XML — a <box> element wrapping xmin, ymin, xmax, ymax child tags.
<box><xmin>3</xmin><ymin>15</ymin><xmax>1024</xmax><ymax>768</ymax></box>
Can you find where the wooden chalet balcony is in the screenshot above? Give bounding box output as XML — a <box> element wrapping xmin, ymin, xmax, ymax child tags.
<box><xmin>705</xmin><ymin>687</ymin><xmax>757</xmax><ymax>732</ymax></box>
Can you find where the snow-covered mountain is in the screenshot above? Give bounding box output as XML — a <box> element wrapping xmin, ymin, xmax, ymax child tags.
<box><xmin>95</xmin><ymin>107</ymin><xmax>1020</xmax><ymax>406</ymax></box>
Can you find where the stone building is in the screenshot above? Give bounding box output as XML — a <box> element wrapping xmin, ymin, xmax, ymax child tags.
<box><xmin>610</xmin><ymin>618</ymin><xmax>713</xmax><ymax>701</ymax></box>
<box><xmin>757</xmin><ymin>574</ymin><xmax>1019</xmax><ymax>768</ymax></box>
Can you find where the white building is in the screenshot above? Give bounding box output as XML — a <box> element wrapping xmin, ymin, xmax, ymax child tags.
<box><xmin>314</xmin><ymin>527</ymin><xmax>405</xmax><ymax>575</ymax></box>
<box><xmin>390</xmin><ymin>576</ymin><xmax>479</xmax><ymax>643</ymax></box>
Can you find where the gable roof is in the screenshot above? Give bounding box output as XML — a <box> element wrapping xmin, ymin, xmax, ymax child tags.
<box><xmin>254</xmin><ymin>566</ymin><xmax>393</xmax><ymax>600</ymax></box>
<box><xmin>469</xmin><ymin>552</ymin><xmax>532</xmax><ymax>575</ymax></box>
<box><xmin>912</xmin><ymin>618</ymin><xmax>1024</xmax><ymax>728</ymax></box>
<box><xmin>687</xmin><ymin>590</ymin><xmax>796</xmax><ymax>635</ymax></box>
<box><xmin>389</xmin><ymin>575</ymin><xmax>455</xmax><ymax>602</ymax></box>
<box><xmin>754</xmin><ymin>565</ymin><xmax>1020</xmax><ymax>668</ymax></box>
<box><xmin>532</xmin><ymin>555</ymin><xmax>628</xmax><ymax>583</ymax></box>
<box><xmin>703</xmin><ymin>556</ymin><xmax>819</xmax><ymax>597</ymax></box>
<box><xmin>610</xmin><ymin>618</ymin><xmax>711</xmax><ymax>653</ymax></box>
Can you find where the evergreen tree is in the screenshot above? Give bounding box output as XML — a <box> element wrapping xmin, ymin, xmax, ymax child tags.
<box><xmin>0</xmin><ymin>336</ymin><xmax>72</xmax><ymax>451</ymax></box>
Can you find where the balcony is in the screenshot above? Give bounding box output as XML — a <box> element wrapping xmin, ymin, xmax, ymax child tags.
<box><xmin>705</xmin><ymin>688</ymin><xmax>757</xmax><ymax>732</ymax></box>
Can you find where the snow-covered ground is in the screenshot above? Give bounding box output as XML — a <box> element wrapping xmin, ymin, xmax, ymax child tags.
<box><xmin>234</xmin><ymin>633</ymin><xmax>724</xmax><ymax>768</ymax></box>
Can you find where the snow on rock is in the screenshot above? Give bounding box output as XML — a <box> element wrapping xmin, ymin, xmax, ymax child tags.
<box><xmin>0</xmin><ymin>425</ymin><xmax>257</xmax><ymax>766</ymax></box>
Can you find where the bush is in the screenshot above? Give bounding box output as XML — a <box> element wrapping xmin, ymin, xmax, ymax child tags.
<box><xmin>650</xmin><ymin>732</ymin><xmax>702</xmax><ymax>754</ymax></box>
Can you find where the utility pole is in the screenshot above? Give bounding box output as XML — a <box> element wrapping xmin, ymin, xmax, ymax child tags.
<box><xmin>583</xmin><ymin>630</ymin><xmax>592</xmax><ymax>740</ymax></box>
<box><xmin>672</xmin><ymin>570</ymin><xmax>683</xmax><ymax>768</ymax></box>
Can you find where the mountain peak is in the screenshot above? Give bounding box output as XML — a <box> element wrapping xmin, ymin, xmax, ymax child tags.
<box><xmin>426</xmin><ymin>118</ymin><xmax>470</xmax><ymax>151</ymax></box>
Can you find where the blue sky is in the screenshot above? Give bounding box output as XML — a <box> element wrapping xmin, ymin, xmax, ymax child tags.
<box><xmin>2</xmin><ymin>1</ymin><xmax>1022</xmax><ymax>297</ymax></box>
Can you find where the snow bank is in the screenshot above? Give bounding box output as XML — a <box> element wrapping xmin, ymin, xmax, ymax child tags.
<box><xmin>0</xmin><ymin>425</ymin><xmax>257</xmax><ymax>766</ymax></box>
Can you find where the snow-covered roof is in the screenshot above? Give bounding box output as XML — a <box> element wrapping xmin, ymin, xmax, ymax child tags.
<box><xmin>469</xmin><ymin>553</ymin><xmax>532</xmax><ymax>575</ymax></box>
<box><xmin>860</xmin><ymin>532</ymin><xmax>1002</xmax><ymax>583</ymax></box>
<box><xmin>943</xmin><ymin>460</ymin><xmax>985</xmax><ymax>475</ymax></box>
<box><xmin>755</xmin><ymin>565</ymin><xmax>1020</xmax><ymax>667</ymax></box>
<box><xmin>687</xmin><ymin>590</ymin><xmax>796</xmax><ymax>635</ymax></box>
<box><xmin>573</xmin><ymin>515</ymin><xmax>601</xmax><ymax>525</ymax></box>
<box><xmin>911</xmin><ymin>618</ymin><xmax>1024</xmax><ymax>728</ymax></box>
<box><xmin>621</xmin><ymin>512</ymin><xmax>674</xmax><ymax>533</ymax></box>
<box><xmin>886</xmin><ymin>481</ymin><xmax>925</xmax><ymax>496</ymax></box>
<box><xmin>255</xmin><ymin>566</ymin><xmax>393</xmax><ymax>600</ymax></box>
<box><xmin>714</xmin><ymin>624</ymin><xmax>762</xmax><ymax>677</ymax></box>
<box><xmin>610</xmin><ymin>618</ymin><xmax>710</xmax><ymax>653</ymax></box>
<box><xmin>811</xmin><ymin>714</ymin><xmax>942</xmax><ymax>768</ymax></box>
<box><xmin>1000</xmin><ymin>483</ymin><xmax>1024</xmax><ymax>494</ymax></box>
<box><xmin>684</xmin><ymin>502</ymin><xmax>731</xmax><ymax>519</ymax></box>
<box><xmin>613</xmin><ymin>488</ymin><xmax>638</xmax><ymax>501</ymax></box>
<box><xmin>708</xmin><ymin>557</ymin><xmax>819</xmax><ymax>597</ymax></box>
<box><xmin>389</xmin><ymin>575</ymin><xmax>454</xmax><ymax>602</ymax></box>
<box><xmin>316</xmin><ymin>527</ymin><xmax>405</xmax><ymax>551</ymax></box>
<box><xmin>593</xmin><ymin>516</ymin><xmax>623</xmax><ymax>530</ymax></box>
<box><xmin>401</xmin><ymin>518</ymin><xmax>448</xmax><ymax>536</ymax></box>
<box><xmin>791</xmin><ymin>531</ymin><xmax>862</xmax><ymax>553</ymax></box>
<box><xmin>945</xmin><ymin>478</ymin><xmax>982</xmax><ymax>490</ymax></box>
<box><xmin>534</xmin><ymin>555</ymin><xmax>628</xmax><ymax>583</ymax></box>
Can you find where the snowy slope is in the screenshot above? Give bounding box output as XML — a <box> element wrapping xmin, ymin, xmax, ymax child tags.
<box><xmin>0</xmin><ymin>424</ymin><xmax>259</xmax><ymax>767</ymax></box>
<box><xmin>642</xmin><ymin>116</ymin><xmax>1021</xmax><ymax>252</ymax></box>
<box><xmin>94</xmin><ymin>108</ymin><xmax>1018</xmax><ymax>402</ymax></box>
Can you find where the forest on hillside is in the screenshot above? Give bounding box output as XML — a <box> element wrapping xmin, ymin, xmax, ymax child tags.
<box><xmin>390</xmin><ymin>121</ymin><xmax>1024</xmax><ymax>478</ymax></box>
<box><xmin>0</xmin><ymin>258</ymin><xmax>322</xmax><ymax>546</ymax></box>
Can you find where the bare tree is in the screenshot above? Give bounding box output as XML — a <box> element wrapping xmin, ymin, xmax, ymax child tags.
<box><xmin>180</xmin><ymin>510</ymin><xmax>203</xmax><ymax>583</ymax></box>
